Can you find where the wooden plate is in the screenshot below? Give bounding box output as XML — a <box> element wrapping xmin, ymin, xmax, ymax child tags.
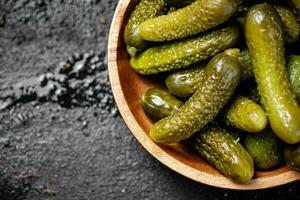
<box><xmin>107</xmin><ymin>0</ymin><xmax>300</xmax><ymax>189</ymax></box>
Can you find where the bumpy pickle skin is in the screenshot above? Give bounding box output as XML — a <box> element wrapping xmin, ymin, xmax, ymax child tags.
<box><xmin>165</xmin><ymin>49</ymin><xmax>252</xmax><ymax>98</ymax></box>
<box><xmin>123</xmin><ymin>0</ymin><xmax>166</xmax><ymax>56</ymax></box>
<box><xmin>165</xmin><ymin>64</ymin><xmax>206</xmax><ymax>98</ymax></box>
<box><xmin>244</xmin><ymin>129</ymin><xmax>283</xmax><ymax>170</ymax></box>
<box><xmin>224</xmin><ymin>96</ymin><xmax>267</xmax><ymax>133</ymax></box>
<box><xmin>149</xmin><ymin>51</ymin><xmax>241</xmax><ymax>143</ymax></box>
<box><xmin>140</xmin><ymin>88</ymin><xmax>183</xmax><ymax>120</ymax></box>
<box><xmin>284</xmin><ymin>143</ymin><xmax>300</xmax><ymax>172</ymax></box>
<box><xmin>187</xmin><ymin>126</ymin><xmax>254</xmax><ymax>183</ymax></box>
<box><xmin>275</xmin><ymin>6</ymin><xmax>300</xmax><ymax>43</ymax></box>
<box><xmin>287</xmin><ymin>55</ymin><xmax>300</xmax><ymax>104</ymax></box>
<box><xmin>130</xmin><ymin>25</ymin><xmax>240</xmax><ymax>75</ymax></box>
<box><xmin>245</xmin><ymin>4</ymin><xmax>300</xmax><ymax>144</ymax></box>
<box><xmin>138</xmin><ymin>0</ymin><xmax>237</xmax><ymax>42</ymax></box>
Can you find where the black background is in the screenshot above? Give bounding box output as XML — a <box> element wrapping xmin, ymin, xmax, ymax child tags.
<box><xmin>0</xmin><ymin>0</ymin><xmax>299</xmax><ymax>199</ymax></box>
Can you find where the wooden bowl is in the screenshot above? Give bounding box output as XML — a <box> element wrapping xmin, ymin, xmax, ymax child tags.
<box><xmin>107</xmin><ymin>0</ymin><xmax>300</xmax><ymax>190</ymax></box>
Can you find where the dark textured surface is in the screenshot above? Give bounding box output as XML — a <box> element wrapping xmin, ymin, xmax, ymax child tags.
<box><xmin>0</xmin><ymin>0</ymin><xmax>299</xmax><ymax>199</ymax></box>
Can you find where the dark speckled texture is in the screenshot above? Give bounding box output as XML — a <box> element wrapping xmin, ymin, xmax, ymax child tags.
<box><xmin>0</xmin><ymin>0</ymin><xmax>299</xmax><ymax>199</ymax></box>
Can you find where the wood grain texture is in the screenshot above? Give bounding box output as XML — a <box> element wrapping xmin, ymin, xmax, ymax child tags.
<box><xmin>107</xmin><ymin>0</ymin><xmax>300</xmax><ymax>190</ymax></box>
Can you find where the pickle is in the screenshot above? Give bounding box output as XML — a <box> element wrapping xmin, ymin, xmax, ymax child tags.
<box><xmin>164</xmin><ymin>0</ymin><xmax>194</xmax><ymax>8</ymax></box>
<box><xmin>150</xmin><ymin>50</ymin><xmax>241</xmax><ymax>143</ymax></box>
<box><xmin>245</xmin><ymin>4</ymin><xmax>300</xmax><ymax>144</ymax></box>
<box><xmin>140</xmin><ymin>88</ymin><xmax>183</xmax><ymax>120</ymax></box>
<box><xmin>275</xmin><ymin>6</ymin><xmax>300</xmax><ymax>43</ymax></box>
<box><xmin>244</xmin><ymin>129</ymin><xmax>283</xmax><ymax>170</ymax></box>
<box><xmin>237</xmin><ymin>6</ymin><xmax>300</xmax><ymax>44</ymax></box>
<box><xmin>165</xmin><ymin>64</ymin><xmax>206</xmax><ymax>98</ymax></box>
<box><xmin>124</xmin><ymin>0</ymin><xmax>166</xmax><ymax>56</ymax></box>
<box><xmin>165</xmin><ymin>49</ymin><xmax>252</xmax><ymax>98</ymax></box>
<box><xmin>139</xmin><ymin>0</ymin><xmax>237</xmax><ymax>42</ymax></box>
<box><xmin>187</xmin><ymin>125</ymin><xmax>254</xmax><ymax>182</ymax></box>
<box><xmin>284</xmin><ymin>143</ymin><xmax>300</xmax><ymax>172</ymax></box>
<box><xmin>287</xmin><ymin>55</ymin><xmax>300</xmax><ymax>103</ymax></box>
<box><xmin>223</xmin><ymin>96</ymin><xmax>268</xmax><ymax>133</ymax></box>
<box><xmin>131</xmin><ymin>25</ymin><xmax>240</xmax><ymax>75</ymax></box>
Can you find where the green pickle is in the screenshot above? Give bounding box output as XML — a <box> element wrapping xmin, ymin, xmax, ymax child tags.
<box><xmin>275</xmin><ymin>6</ymin><xmax>300</xmax><ymax>43</ymax></box>
<box><xmin>244</xmin><ymin>129</ymin><xmax>283</xmax><ymax>170</ymax></box>
<box><xmin>245</xmin><ymin>4</ymin><xmax>300</xmax><ymax>144</ymax></box>
<box><xmin>131</xmin><ymin>25</ymin><xmax>240</xmax><ymax>75</ymax></box>
<box><xmin>124</xmin><ymin>0</ymin><xmax>166</xmax><ymax>56</ymax></box>
<box><xmin>223</xmin><ymin>96</ymin><xmax>267</xmax><ymax>133</ymax></box>
<box><xmin>287</xmin><ymin>55</ymin><xmax>300</xmax><ymax>104</ymax></box>
<box><xmin>187</xmin><ymin>125</ymin><xmax>254</xmax><ymax>182</ymax></box>
<box><xmin>140</xmin><ymin>88</ymin><xmax>183</xmax><ymax>120</ymax></box>
<box><xmin>284</xmin><ymin>143</ymin><xmax>300</xmax><ymax>172</ymax></box>
<box><xmin>165</xmin><ymin>49</ymin><xmax>252</xmax><ymax>98</ymax></box>
<box><xmin>165</xmin><ymin>64</ymin><xmax>206</xmax><ymax>98</ymax></box>
<box><xmin>150</xmin><ymin>50</ymin><xmax>241</xmax><ymax>143</ymax></box>
<box><xmin>164</xmin><ymin>0</ymin><xmax>194</xmax><ymax>8</ymax></box>
<box><xmin>139</xmin><ymin>0</ymin><xmax>237</xmax><ymax>42</ymax></box>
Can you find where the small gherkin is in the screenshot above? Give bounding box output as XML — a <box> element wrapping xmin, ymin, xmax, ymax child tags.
<box><xmin>139</xmin><ymin>0</ymin><xmax>237</xmax><ymax>42</ymax></box>
<box><xmin>123</xmin><ymin>0</ymin><xmax>166</xmax><ymax>56</ymax></box>
<box><xmin>275</xmin><ymin>6</ymin><xmax>300</xmax><ymax>43</ymax></box>
<box><xmin>284</xmin><ymin>143</ymin><xmax>300</xmax><ymax>172</ymax></box>
<box><xmin>165</xmin><ymin>49</ymin><xmax>253</xmax><ymax>98</ymax></box>
<box><xmin>222</xmin><ymin>96</ymin><xmax>267</xmax><ymax>133</ymax></box>
<box><xmin>150</xmin><ymin>49</ymin><xmax>241</xmax><ymax>143</ymax></box>
<box><xmin>244</xmin><ymin>129</ymin><xmax>283</xmax><ymax>170</ymax></box>
<box><xmin>140</xmin><ymin>88</ymin><xmax>183</xmax><ymax>120</ymax></box>
<box><xmin>130</xmin><ymin>25</ymin><xmax>240</xmax><ymax>75</ymax></box>
<box><xmin>287</xmin><ymin>55</ymin><xmax>300</xmax><ymax>104</ymax></box>
<box><xmin>165</xmin><ymin>64</ymin><xmax>206</xmax><ymax>98</ymax></box>
<box><xmin>187</xmin><ymin>125</ymin><xmax>254</xmax><ymax>182</ymax></box>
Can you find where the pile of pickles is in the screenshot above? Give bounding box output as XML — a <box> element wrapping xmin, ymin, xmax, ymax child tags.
<box><xmin>124</xmin><ymin>0</ymin><xmax>300</xmax><ymax>182</ymax></box>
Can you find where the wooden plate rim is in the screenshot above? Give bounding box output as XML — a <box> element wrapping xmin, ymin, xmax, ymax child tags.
<box><xmin>107</xmin><ymin>0</ymin><xmax>300</xmax><ymax>190</ymax></box>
